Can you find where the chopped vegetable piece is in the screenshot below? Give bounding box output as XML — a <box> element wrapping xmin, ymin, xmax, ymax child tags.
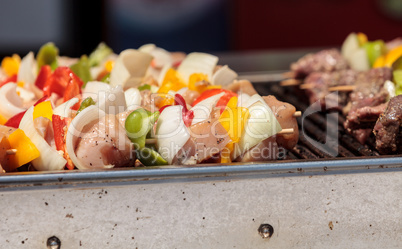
<box><xmin>0</xmin><ymin>113</ymin><xmax>7</xmax><ymax>125</ymax></box>
<box><xmin>1</xmin><ymin>54</ymin><xmax>21</xmax><ymax>76</ymax></box>
<box><xmin>7</xmin><ymin>129</ymin><xmax>40</xmax><ymax>169</ymax></box>
<box><xmin>34</xmin><ymin>65</ymin><xmax>52</xmax><ymax>90</ymax></box>
<box><xmin>77</xmin><ymin>97</ymin><xmax>95</xmax><ymax>114</ymax></box>
<box><xmin>136</xmin><ymin>147</ymin><xmax>168</xmax><ymax>166</ymax></box>
<box><xmin>52</xmin><ymin>114</ymin><xmax>74</xmax><ymax>170</ymax></box>
<box><xmin>192</xmin><ymin>88</ymin><xmax>237</xmax><ymax>112</ymax></box>
<box><xmin>125</xmin><ymin>108</ymin><xmax>159</xmax><ymax>149</ymax></box>
<box><xmin>36</xmin><ymin>42</ymin><xmax>59</xmax><ymax>71</ymax></box>
<box><xmin>174</xmin><ymin>94</ymin><xmax>194</xmax><ymax>127</ymax></box>
<box><xmin>138</xmin><ymin>84</ymin><xmax>151</xmax><ymax>91</ymax></box>
<box><xmin>0</xmin><ymin>74</ymin><xmax>17</xmax><ymax>87</ymax></box>
<box><xmin>5</xmin><ymin>96</ymin><xmax>49</xmax><ymax>128</ymax></box>
<box><xmin>43</xmin><ymin>66</ymin><xmax>83</xmax><ymax>98</ymax></box>
<box><xmin>88</xmin><ymin>42</ymin><xmax>113</xmax><ymax>67</ymax></box>
<box><xmin>70</xmin><ymin>55</ymin><xmax>93</xmax><ymax>86</ymax></box>
<box><xmin>33</xmin><ymin>101</ymin><xmax>53</xmax><ymax>121</ymax></box>
<box><xmin>363</xmin><ymin>40</ymin><xmax>386</xmax><ymax>67</ymax></box>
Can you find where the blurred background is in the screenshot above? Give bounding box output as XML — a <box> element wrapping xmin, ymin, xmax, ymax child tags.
<box><xmin>0</xmin><ymin>0</ymin><xmax>401</xmax><ymax>71</ymax></box>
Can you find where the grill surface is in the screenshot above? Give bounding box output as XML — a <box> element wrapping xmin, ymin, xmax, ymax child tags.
<box><xmin>253</xmin><ymin>81</ymin><xmax>387</xmax><ymax>160</ymax></box>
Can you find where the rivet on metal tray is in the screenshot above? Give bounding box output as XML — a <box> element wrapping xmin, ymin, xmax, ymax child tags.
<box><xmin>258</xmin><ymin>224</ymin><xmax>274</xmax><ymax>239</ymax></box>
<box><xmin>47</xmin><ymin>236</ymin><xmax>61</xmax><ymax>249</ymax></box>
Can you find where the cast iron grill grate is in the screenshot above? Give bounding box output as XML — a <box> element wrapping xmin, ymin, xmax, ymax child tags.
<box><xmin>253</xmin><ymin>82</ymin><xmax>383</xmax><ymax>160</ymax></box>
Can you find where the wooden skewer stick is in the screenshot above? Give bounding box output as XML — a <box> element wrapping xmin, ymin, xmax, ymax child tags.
<box><xmin>281</xmin><ymin>71</ymin><xmax>296</xmax><ymax>79</ymax></box>
<box><xmin>278</xmin><ymin>128</ymin><xmax>294</xmax><ymax>135</ymax></box>
<box><xmin>280</xmin><ymin>78</ymin><xmax>302</xmax><ymax>86</ymax></box>
<box><xmin>299</xmin><ymin>83</ymin><xmax>315</xmax><ymax>90</ymax></box>
<box><xmin>293</xmin><ymin>111</ymin><xmax>302</xmax><ymax>117</ymax></box>
<box><xmin>328</xmin><ymin>85</ymin><xmax>356</xmax><ymax>92</ymax></box>
<box><xmin>145</xmin><ymin>138</ymin><xmax>157</xmax><ymax>144</ymax></box>
<box><xmin>6</xmin><ymin>149</ymin><xmax>17</xmax><ymax>155</ymax></box>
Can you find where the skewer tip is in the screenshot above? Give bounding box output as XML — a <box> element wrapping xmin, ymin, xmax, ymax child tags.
<box><xmin>6</xmin><ymin>149</ymin><xmax>17</xmax><ymax>155</ymax></box>
<box><xmin>280</xmin><ymin>78</ymin><xmax>302</xmax><ymax>86</ymax></box>
<box><xmin>293</xmin><ymin>111</ymin><xmax>302</xmax><ymax>117</ymax></box>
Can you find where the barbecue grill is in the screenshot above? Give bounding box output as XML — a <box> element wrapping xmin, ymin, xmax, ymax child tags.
<box><xmin>0</xmin><ymin>50</ymin><xmax>401</xmax><ymax>248</ymax></box>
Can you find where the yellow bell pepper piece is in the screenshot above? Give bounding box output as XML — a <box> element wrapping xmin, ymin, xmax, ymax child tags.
<box><xmin>1</xmin><ymin>54</ymin><xmax>21</xmax><ymax>77</ymax></box>
<box><xmin>373</xmin><ymin>55</ymin><xmax>386</xmax><ymax>68</ymax></box>
<box><xmin>357</xmin><ymin>32</ymin><xmax>368</xmax><ymax>46</ymax></box>
<box><xmin>105</xmin><ymin>60</ymin><xmax>114</xmax><ymax>73</ymax></box>
<box><xmin>155</xmin><ymin>93</ymin><xmax>175</xmax><ymax>109</ymax></box>
<box><xmin>188</xmin><ymin>73</ymin><xmax>221</xmax><ymax>94</ymax></box>
<box><xmin>7</xmin><ymin>129</ymin><xmax>40</xmax><ymax>169</ymax></box>
<box><xmin>219</xmin><ymin>96</ymin><xmax>249</xmax><ymax>163</ymax></box>
<box><xmin>0</xmin><ymin>113</ymin><xmax>7</xmax><ymax>125</ymax></box>
<box><xmin>33</xmin><ymin>101</ymin><xmax>53</xmax><ymax>121</ymax></box>
<box><xmin>158</xmin><ymin>68</ymin><xmax>186</xmax><ymax>93</ymax></box>
<box><xmin>384</xmin><ymin>45</ymin><xmax>402</xmax><ymax>68</ymax></box>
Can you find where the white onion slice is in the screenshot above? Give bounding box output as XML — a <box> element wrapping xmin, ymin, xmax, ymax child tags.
<box><xmin>66</xmin><ymin>106</ymin><xmax>106</xmax><ymax>170</ymax></box>
<box><xmin>177</xmin><ymin>52</ymin><xmax>218</xmax><ymax>83</ymax></box>
<box><xmin>156</xmin><ymin>105</ymin><xmax>190</xmax><ymax>164</ymax></box>
<box><xmin>237</xmin><ymin>93</ymin><xmax>251</xmax><ymax>107</ymax></box>
<box><xmin>17</xmin><ymin>52</ymin><xmax>36</xmax><ymax>85</ymax></box>
<box><xmin>82</xmin><ymin>81</ymin><xmax>111</xmax><ymax>101</ymax></box>
<box><xmin>190</xmin><ymin>92</ymin><xmax>224</xmax><ymax>125</ymax></box>
<box><xmin>0</xmin><ymin>83</ymin><xmax>26</xmax><ymax>119</ymax></box>
<box><xmin>139</xmin><ymin>44</ymin><xmax>173</xmax><ymax>69</ymax></box>
<box><xmin>212</xmin><ymin>65</ymin><xmax>238</xmax><ymax>86</ymax></box>
<box><xmin>19</xmin><ymin>106</ymin><xmax>67</xmax><ymax>171</ymax></box>
<box><xmin>349</xmin><ymin>48</ymin><xmax>370</xmax><ymax>71</ymax></box>
<box><xmin>124</xmin><ymin>88</ymin><xmax>142</xmax><ymax>111</ymax></box>
<box><xmin>384</xmin><ymin>80</ymin><xmax>396</xmax><ymax>99</ymax></box>
<box><xmin>53</xmin><ymin>97</ymin><xmax>79</xmax><ymax>118</ymax></box>
<box><xmin>233</xmin><ymin>95</ymin><xmax>282</xmax><ymax>159</ymax></box>
<box><xmin>16</xmin><ymin>86</ymin><xmax>35</xmax><ymax>103</ymax></box>
<box><xmin>97</xmin><ymin>85</ymin><xmax>127</xmax><ymax>114</ymax></box>
<box><xmin>109</xmin><ymin>49</ymin><xmax>153</xmax><ymax>89</ymax></box>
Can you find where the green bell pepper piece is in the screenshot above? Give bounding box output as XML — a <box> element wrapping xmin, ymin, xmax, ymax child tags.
<box><xmin>37</xmin><ymin>42</ymin><xmax>59</xmax><ymax>71</ymax></box>
<box><xmin>136</xmin><ymin>147</ymin><xmax>168</xmax><ymax>166</ymax></box>
<box><xmin>77</xmin><ymin>97</ymin><xmax>96</xmax><ymax>115</ymax></box>
<box><xmin>88</xmin><ymin>42</ymin><xmax>113</xmax><ymax>67</ymax></box>
<box><xmin>138</xmin><ymin>84</ymin><xmax>151</xmax><ymax>91</ymax></box>
<box><xmin>70</xmin><ymin>55</ymin><xmax>93</xmax><ymax>86</ymax></box>
<box><xmin>363</xmin><ymin>40</ymin><xmax>386</xmax><ymax>67</ymax></box>
<box><xmin>125</xmin><ymin>108</ymin><xmax>159</xmax><ymax>149</ymax></box>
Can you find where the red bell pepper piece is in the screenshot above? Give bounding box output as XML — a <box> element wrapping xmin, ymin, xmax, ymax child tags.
<box><xmin>43</xmin><ymin>66</ymin><xmax>83</xmax><ymax>99</ymax></box>
<box><xmin>192</xmin><ymin>89</ymin><xmax>237</xmax><ymax>112</ymax></box>
<box><xmin>52</xmin><ymin>114</ymin><xmax>74</xmax><ymax>170</ymax></box>
<box><xmin>0</xmin><ymin>74</ymin><xmax>17</xmax><ymax>87</ymax></box>
<box><xmin>174</xmin><ymin>94</ymin><xmax>194</xmax><ymax>127</ymax></box>
<box><xmin>4</xmin><ymin>96</ymin><xmax>50</xmax><ymax>128</ymax></box>
<box><xmin>34</xmin><ymin>65</ymin><xmax>52</xmax><ymax>90</ymax></box>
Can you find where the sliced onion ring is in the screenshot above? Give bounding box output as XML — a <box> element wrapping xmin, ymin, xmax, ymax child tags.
<box><xmin>65</xmin><ymin>105</ymin><xmax>106</xmax><ymax>169</ymax></box>
<box><xmin>19</xmin><ymin>106</ymin><xmax>67</xmax><ymax>171</ymax></box>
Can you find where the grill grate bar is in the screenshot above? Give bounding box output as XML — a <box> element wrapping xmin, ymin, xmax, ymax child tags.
<box><xmin>253</xmin><ymin>82</ymin><xmax>383</xmax><ymax>159</ymax></box>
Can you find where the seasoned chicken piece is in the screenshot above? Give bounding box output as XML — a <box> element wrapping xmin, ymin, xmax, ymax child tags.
<box><xmin>173</xmin><ymin>118</ymin><xmax>231</xmax><ymax>164</ymax></box>
<box><xmin>237</xmin><ymin>96</ymin><xmax>299</xmax><ymax>162</ymax></box>
<box><xmin>225</xmin><ymin>80</ymin><xmax>258</xmax><ymax>96</ymax></box>
<box><xmin>263</xmin><ymin>96</ymin><xmax>299</xmax><ymax>150</ymax></box>
<box><xmin>75</xmin><ymin>114</ymin><xmax>135</xmax><ymax>168</ymax></box>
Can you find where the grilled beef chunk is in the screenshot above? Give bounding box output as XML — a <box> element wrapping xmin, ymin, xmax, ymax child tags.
<box><xmin>343</xmin><ymin>67</ymin><xmax>392</xmax><ymax>144</ymax></box>
<box><xmin>291</xmin><ymin>49</ymin><xmax>349</xmax><ymax>78</ymax></box>
<box><xmin>304</xmin><ymin>69</ymin><xmax>357</xmax><ymax>110</ymax></box>
<box><xmin>373</xmin><ymin>95</ymin><xmax>402</xmax><ymax>154</ymax></box>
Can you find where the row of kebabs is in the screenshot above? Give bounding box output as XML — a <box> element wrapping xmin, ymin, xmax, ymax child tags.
<box><xmin>0</xmin><ymin>42</ymin><xmax>300</xmax><ymax>172</ymax></box>
<box><xmin>284</xmin><ymin>33</ymin><xmax>402</xmax><ymax>154</ymax></box>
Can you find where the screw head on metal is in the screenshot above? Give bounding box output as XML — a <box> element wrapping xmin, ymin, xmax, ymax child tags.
<box><xmin>258</xmin><ymin>224</ymin><xmax>274</xmax><ymax>239</ymax></box>
<box><xmin>47</xmin><ymin>236</ymin><xmax>61</xmax><ymax>249</ymax></box>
